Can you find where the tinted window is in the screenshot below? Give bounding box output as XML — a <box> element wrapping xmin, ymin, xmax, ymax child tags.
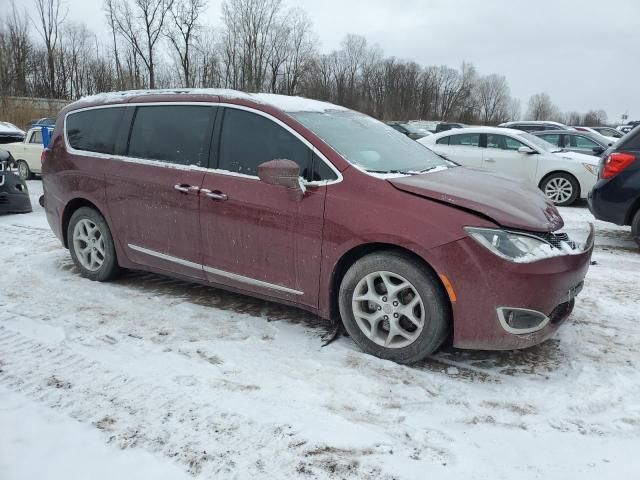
<box><xmin>449</xmin><ymin>133</ymin><xmax>480</xmax><ymax>147</ymax></box>
<box><xmin>436</xmin><ymin>137</ymin><xmax>450</xmax><ymax>145</ymax></box>
<box><xmin>218</xmin><ymin>108</ymin><xmax>312</xmax><ymax>178</ymax></box>
<box><xmin>30</xmin><ymin>130</ymin><xmax>43</xmax><ymax>144</ymax></box>
<box><xmin>67</xmin><ymin>107</ymin><xmax>125</xmax><ymax>154</ymax></box>
<box><xmin>538</xmin><ymin>134</ymin><xmax>561</xmax><ymax>147</ymax></box>
<box><xmin>486</xmin><ymin>134</ymin><xmax>525</xmax><ymax>150</ymax></box>
<box><xmin>128</xmin><ymin>105</ymin><xmax>213</xmax><ymax>166</ymax></box>
<box><xmin>570</xmin><ymin>135</ymin><xmax>599</xmax><ymax>149</ymax></box>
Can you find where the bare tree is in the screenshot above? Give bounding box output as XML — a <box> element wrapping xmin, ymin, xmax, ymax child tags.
<box><xmin>33</xmin><ymin>0</ymin><xmax>67</xmax><ymax>97</ymax></box>
<box><xmin>221</xmin><ymin>0</ymin><xmax>283</xmax><ymax>91</ymax></box>
<box><xmin>476</xmin><ymin>74</ymin><xmax>510</xmax><ymax>124</ymax></box>
<box><xmin>110</xmin><ymin>0</ymin><xmax>174</xmax><ymax>89</ymax></box>
<box><xmin>526</xmin><ymin>92</ymin><xmax>560</xmax><ymax>121</ymax></box>
<box><xmin>166</xmin><ymin>0</ymin><xmax>206</xmax><ymax>88</ymax></box>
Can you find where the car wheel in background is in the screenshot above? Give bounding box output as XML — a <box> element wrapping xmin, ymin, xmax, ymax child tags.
<box><xmin>338</xmin><ymin>251</ymin><xmax>450</xmax><ymax>364</ymax></box>
<box><xmin>16</xmin><ymin>160</ymin><xmax>31</xmax><ymax>180</ymax></box>
<box><xmin>632</xmin><ymin>210</ymin><xmax>640</xmax><ymax>248</ymax></box>
<box><xmin>67</xmin><ymin>207</ymin><xmax>120</xmax><ymax>282</ymax></box>
<box><xmin>541</xmin><ymin>173</ymin><xmax>579</xmax><ymax>206</ymax></box>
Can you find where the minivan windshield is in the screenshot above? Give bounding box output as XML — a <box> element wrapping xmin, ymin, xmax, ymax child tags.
<box><xmin>290</xmin><ymin>110</ymin><xmax>451</xmax><ymax>174</ymax></box>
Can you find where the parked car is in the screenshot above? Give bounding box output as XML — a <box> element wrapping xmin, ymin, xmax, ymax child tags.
<box><xmin>589</xmin><ymin>126</ymin><xmax>640</xmax><ymax>246</ymax></box>
<box><xmin>0</xmin><ymin>122</ymin><xmax>25</xmax><ymax>145</ymax></box>
<box><xmin>616</xmin><ymin>121</ymin><xmax>640</xmax><ymax>134</ymax></box>
<box><xmin>3</xmin><ymin>126</ymin><xmax>51</xmax><ymax>179</ymax></box>
<box><xmin>435</xmin><ymin>122</ymin><xmax>465</xmax><ymax>133</ymax></box>
<box><xmin>26</xmin><ymin>117</ymin><xmax>56</xmax><ymax>129</ymax></box>
<box><xmin>386</xmin><ymin>122</ymin><xmax>431</xmax><ymax>140</ymax></box>
<box><xmin>532</xmin><ymin>129</ymin><xmax>614</xmax><ymax>157</ymax></box>
<box><xmin>498</xmin><ymin>121</ymin><xmax>571</xmax><ymax>133</ymax></box>
<box><xmin>573</xmin><ymin>126</ymin><xmax>623</xmax><ymax>142</ymax></box>
<box><xmin>42</xmin><ymin>90</ymin><xmax>593</xmax><ymax>363</ymax></box>
<box><xmin>419</xmin><ymin>127</ymin><xmax>600</xmax><ymax>206</ymax></box>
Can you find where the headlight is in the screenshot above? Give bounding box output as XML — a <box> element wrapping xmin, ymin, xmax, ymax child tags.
<box><xmin>582</xmin><ymin>163</ymin><xmax>598</xmax><ymax>175</ymax></box>
<box><xmin>464</xmin><ymin>227</ymin><xmax>560</xmax><ymax>263</ymax></box>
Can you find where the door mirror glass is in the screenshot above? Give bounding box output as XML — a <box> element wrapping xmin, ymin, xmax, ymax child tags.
<box><xmin>518</xmin><ymin>146</ymin><xmax>535</xmax><ymax>154</ymax></box>
<box><xmin>258</xmin><ymin>159</ymin><xmax>303</xmax><ymax>193</ymax></box>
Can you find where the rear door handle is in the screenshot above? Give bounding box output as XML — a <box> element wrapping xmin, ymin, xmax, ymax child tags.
<box><xmin>174</xmin><ymin>184</ymin><xmax>200</xmax><ymax>194</ymax></box>
<box><xmin>200</xmin><ymin>189</ymin><xmax>228</xmax><ymax>201</ymax></box>
<box><xmin>485</xmin><ymin>158</ymin><xmax>496</xmax><ymax>163</ymax></box>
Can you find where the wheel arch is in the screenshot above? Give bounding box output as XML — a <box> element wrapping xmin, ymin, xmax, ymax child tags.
<box><xmin>538</xmin><ymin>170</ymin><xmax>581</xmax><ymax>198</ymax></box>
<box><xmin>626</xmin><ymin>196</ymin><xmax>640</xmax><ymax>226</ymax></box>
<box><xmin>328</xmin><ymin>242</ymin><xmax>452</xmax><ymax>326</ymax></box>
<box><xmin>61</xmin><ymin>198</ymin><xmax>104</xmax><ymax>248</ymax></box>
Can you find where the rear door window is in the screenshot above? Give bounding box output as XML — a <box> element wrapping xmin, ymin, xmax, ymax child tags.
<box><xmin>538</xmin><ymin>134</ymin><xmax>561</xmax><ymax>147</ymax></box>
<box><xmin>570</xmin><ymin>135</ymin><xmax>599</xmax><ymax>149</ymax></box>
<box><xmin>217</xmin><ymin>108</ymin><xmax>315</xmax><ymax>180</ymax></box>
<box><xmin>127</xmin><ymin>105</ymin><xmax>215</xmax><ymax>167</ymax></box>
<box><xmin>448</xmin><ymin>133</ymin><xmax>481</xmax><ymax>147</ymax></box>
<box><xmin>66</xmin><ymin>107</ymin><xmax>126</xmax><ymax>154</ymax></box>
<box><xmin>29</xmin><ymin>130</ymin><xmax>43</xmax><ymax>144</ymax></box>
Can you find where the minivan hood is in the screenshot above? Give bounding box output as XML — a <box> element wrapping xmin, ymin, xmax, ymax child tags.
<box><xmin>388</xmin><ymin>167</ymin><xmax>564</xmax><ymax>232</ymax></box>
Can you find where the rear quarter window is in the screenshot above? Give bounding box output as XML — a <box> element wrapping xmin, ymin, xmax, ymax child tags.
<box><xmin>66</xmin><ymin>107</ymin><xmax>125</xmax><ymax>154</ymax></box>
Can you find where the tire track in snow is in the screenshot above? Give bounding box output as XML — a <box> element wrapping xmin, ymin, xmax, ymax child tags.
<box><xmin>0</xmin><ymin>323</ymin><xmax>321</xmax><ymax>478</ymax></box>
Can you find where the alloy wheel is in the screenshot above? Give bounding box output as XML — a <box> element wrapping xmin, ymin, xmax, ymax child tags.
<box><xmin>544</xmin><ymin>177</ymin><xmax>573</xmax><ymax>204</ymax></box>
<box><xmin>351</xmin><ymin>271</ymin><xmax>425</xmax><ymax>349</ymax></box>
<box><xmin>72</xmin><ymin>218</ymin><xmax>106</xmax><ymax>271</ymax></box>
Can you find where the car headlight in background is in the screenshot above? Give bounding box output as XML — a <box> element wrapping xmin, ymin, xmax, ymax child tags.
<box><xmin>464</xmin><ymin>227</ymin><xmax>561</xmax><ymax>263</ymax></box>
<box><xmin>582</xmin><ymin>163</ymin><xmax>598</xmax><ymax>175</ymax></box>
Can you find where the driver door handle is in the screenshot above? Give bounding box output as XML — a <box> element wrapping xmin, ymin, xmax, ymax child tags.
<box><xmin>485</xmin><ymin>158</ymin><xmax>496</xmax><ymax>163</ymax></box>
<box><xmin>200</xmin><ymin>189</ymin><xmax>228</xmax><ymax>201</ymax></box>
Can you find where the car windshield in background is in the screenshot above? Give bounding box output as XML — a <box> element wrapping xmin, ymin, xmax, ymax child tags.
<box><xmin>402</xmin><ymin>123</ymin><xmax>428</xmax><ymax>135</ymax></box>
<box><xmin>290</xmin><ymin>110</ymin><xmax>450</xmax><ymax>174</ymax></box>
<box><xmin>518</xmin><ymin>131</ymin><xmax>562</xmax><ymax>152</ymax></box>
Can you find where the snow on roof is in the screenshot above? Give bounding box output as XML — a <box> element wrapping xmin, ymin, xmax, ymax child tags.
<box><xmin>0</xmin><ymin>122</ymin><xmax>24</xmax><ymax>135</ymax></box>
<box><xmin>72</xmin><ymin>89</ymin><xmax>348</xmax><ymax>113</ymax></box>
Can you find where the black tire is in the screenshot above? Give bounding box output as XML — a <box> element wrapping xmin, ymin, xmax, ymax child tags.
<box><xmin>632</xmin><ymin>209</ymin><xmax>640</xmax><ymax>248</ymax></box>
<box><xmin>338</xmin><ymin>251</ymin><xmax>450</xmax><ymax>364</ymax></box>
<box><xmin>540</xmin><ymin>172</ymin><xmax>580</xmax><ymax>206</ymax></box>
<box><xmin>16</xmin><ymin>160</ymin><xmax>31</xmax><ymax>180</ymax></box>
<box><xmin>67</xmin><ymin>207</ymin><xmax>120</xmax><ymax>282</ymax></box>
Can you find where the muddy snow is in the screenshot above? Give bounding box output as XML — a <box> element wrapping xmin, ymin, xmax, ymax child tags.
<box><xmin>1</xmin><ymin>181</ymin><xmax>638</xmax><ymax>479</ymax></box>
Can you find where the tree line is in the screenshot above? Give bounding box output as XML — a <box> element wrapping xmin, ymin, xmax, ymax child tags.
<box><xmin>0</xmin><ymin>0</ymin><xmax>608</xmax><ymax>125</ymax></box>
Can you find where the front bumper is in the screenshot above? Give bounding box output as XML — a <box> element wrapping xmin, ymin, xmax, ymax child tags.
<box><xmin>430</xmin><ymin>225</ymin><xmax>594</xmax><ymax>350</ymax></box>
<box><xmin>0</xmin><ymin>171</ymin><xmax>33</xmax><ymax>214</ymax></box>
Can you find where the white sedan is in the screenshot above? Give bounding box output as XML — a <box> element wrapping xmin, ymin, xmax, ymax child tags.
<box><xmin>418</xmin><ymin>126</ymin><xmax>600</xmax><ymax>206</ymax></box>
<box><xmin>3</xmin><ymin>127</ymin><xmax>47</xmax><ymax>179</ymax></box>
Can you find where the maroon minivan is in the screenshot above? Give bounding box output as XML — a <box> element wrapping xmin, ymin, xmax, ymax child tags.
<box><xmin>42</xmin><ymin>90</ymin><xmax>594</xmax><ymax>363</ymax></box>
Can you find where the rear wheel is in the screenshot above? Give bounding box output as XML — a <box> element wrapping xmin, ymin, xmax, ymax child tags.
<box><xmin>68</xmin><ymin>207</ymin><xmax>120</xmax><ymax>282</ymax></box>
<box><xmin>338</xmin><ymin>251</ymin><xmax>450</xmax><ymax>364</ymax></box>
<box><xmin>541</xmin><ymin>173</ymin><xmax>579</xmax><ymax>206</ymax></box>
<box><xmin>632</xmin><ymin>209</ymin><xmax>640</xmax><ymax>248</ymax></box>
<box><xmin>16</xmin><ymin>160</ymin><xmax>31</xmax><ymax>180</ymax></box>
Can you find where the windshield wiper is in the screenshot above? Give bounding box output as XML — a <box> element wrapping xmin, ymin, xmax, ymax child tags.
<box><xmin>366</xmin><ymin>169</ymin><xmax>406</xmax><ymax>174</ymax></box>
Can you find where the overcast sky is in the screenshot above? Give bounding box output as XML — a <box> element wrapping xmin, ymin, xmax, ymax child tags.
<box><xmin>20</xmin><ymin>0</ymin><xmax>640</xmax><ymax>123</ymax></box>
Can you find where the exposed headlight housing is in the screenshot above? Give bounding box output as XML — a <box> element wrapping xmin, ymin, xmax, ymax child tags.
<box><xmin>464</xmin><ymin>227</ymin><xmax>564</xmax><ymax>263</ymax></box>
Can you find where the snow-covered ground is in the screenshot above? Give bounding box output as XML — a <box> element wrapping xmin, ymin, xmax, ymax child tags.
<box><xmin>1</xmin><ymin>181</ymin><xmax>639</xmax><ymax>479</ymax></box>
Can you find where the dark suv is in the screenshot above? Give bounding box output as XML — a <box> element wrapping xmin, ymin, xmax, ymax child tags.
<box><xmin>589</xmin><ymin>127</ymin><xmax>640</xmax><ymax>246</ymax></box>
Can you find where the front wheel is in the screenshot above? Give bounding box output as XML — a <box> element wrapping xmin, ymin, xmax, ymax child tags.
<box><xmin>67</xmin><ymin>207</ymin><xmax>120</xmax><ymax>282</ymax></box>
<box><xmin>16</xmin><ymin>160</ymin><xmax>31</xmax><ymax>180</ymax></box>
<box><xmin>541</xmin><ymin>173</ymin><xmax>579</xmax><ymax>206</ymax></box>
<box><xmin>338</xmin><ymin>252</ymin><xmax>450</xmax><ymax>364</ymax></box>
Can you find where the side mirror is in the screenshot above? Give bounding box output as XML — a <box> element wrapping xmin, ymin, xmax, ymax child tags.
<box><xmin>518</xmin><ymin>146</ymin><xmax>536</xmax><ymax>154</ymax></box>
<box><xmin>257</xmin><ymin>159</ymin><xmax>304</xmax><ymax>196</ymax></box>
<box><xmin>592</xmin><ymin>146</ymin><xmax>605</xmax><ymax>155</ymax></box>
